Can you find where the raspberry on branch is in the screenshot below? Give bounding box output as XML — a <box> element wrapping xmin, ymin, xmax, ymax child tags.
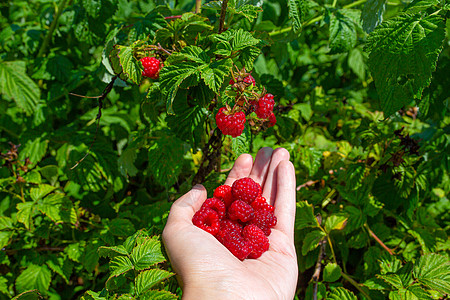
<box><xmin>215</xmin><ymin>107</ymin><xmax>246</xmax><ymax>138</ymax></box>
<box><xmin>229</xmin><ymin>75</ymin><xmax>256</xmax><ymax>86</ymax></box>
<box><xmin>140</xmin><ymin>56</ymin><xmax>162</xmax><ymax>79</ymax></box>
<box><xmin>256</xmin><ymin>93</ymin><xmax>275</xmax><ymax>119</ymax></box>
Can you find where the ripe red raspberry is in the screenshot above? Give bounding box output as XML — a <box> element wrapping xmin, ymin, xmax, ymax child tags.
<box><xmin>201</xmin><ymin>198</ymin><xmax>226</xmax><ymax>220</ymax></box>
<box><xmin>215</xmin><ymin>107</ymin><xmax>246</xmax><ymax>138</ymax></box>
<box><xmin>243</xmin><ymin>224</ymin><xmax>270</xmax><ymax>259</ymax></box>
<box><xmin>231</xmin><ymin>177</ymin><xmax>262</xmax><ymax>204</ymax></box>
<box><xmin>213</xmin><ymin>185</ymin><xmax>233</xmax><ymax>208</ymax></box>
<box><xmin>228</xmin><ymin>200</ymin><xmax>254</xmax><ymax>222</ymax></box>
<box><xmin>220</xmin><ymin>229</ymin><xmax>251</xmax><ymax>260</ymax></box>
<box><xmin>250</xmin><ymin>209</ymin><xmax>277</xmax><ymax>236</ymax></box>
<box><xmin>268</xmin><ymin>113</ymin><xmax>276</xmax><ymax>127</ymax></box>
<box><xmin>140</xmin><ymin>57</ymin><xmax>162</xmax><ymax>79</ymax></box>
<box><xmin>192</xmin><ymin>208</ymin><xmax>220</xmax><ymax>235</ymax></box>
<box><xmin>256</xmin><ymin>94</ymin><xmax>275</xmax><ymax>119</ymax></box>
<box><xmin>229</xmin><ymin>75</ymin><xmax>256</xmax><ymax>86</ymax></box>
<box><xmin>251</xmin><ymin>196</ymin><xmax>274</xmax><ymax>213</ymax></box>
<box><xmin>216</xmin><ymin>219</ymin><xmax>242</xmax><ymax>244</ymax></box>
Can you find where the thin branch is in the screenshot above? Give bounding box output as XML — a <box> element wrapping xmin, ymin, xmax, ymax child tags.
<box><xmin>312</xmin><ymin>241</ymin><xmax>326</xmax><ymax>300</ymax></box>
<box><xmin>164</xmin><ymin>15</ymin><xmax>182</xmax><ymax>20</ymax></box>
<box><xmin>193</xmin><ymin>128</ymin><xmax>223</xmax><ymax>185</ymax></box>
<box><xmin>365</xmin><ymin>223</ymin><xmax>394</xmax><ymax>255</ymax></box>
<box><xmin>218</xmin><ymin>0</ymin><xmax>229</xmax><ymax>33</ymax></box>
<box><xmin>195</xmin><ymin>0</ymin><xmax>202</xmax><ymax>14</ymax></box>
<box><xmin>37</xmin><ymin>0</ymin><xmax>68</xmax><ymax>57</ymax></box>
<box><xmin>70</xmin><ymin>75</ymin><xmax>118</xmax><ymax>169</ymax></box>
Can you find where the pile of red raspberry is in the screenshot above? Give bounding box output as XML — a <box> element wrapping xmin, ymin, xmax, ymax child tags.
<box><xmin>192</xmin><ymin>177</ymin><xmax>277</xmax><ymax>260</ymax></box>
<box><xmin>140</xmin><ymin>56</ymin><xmax>162</xmax><ymax>79</ymax></box>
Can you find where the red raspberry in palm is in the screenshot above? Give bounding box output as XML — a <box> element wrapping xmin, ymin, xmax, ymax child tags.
<box><xmin>251</xmin><ymin>196</ymin><xmax>274</xmax><ymax>213</ymax></box>
<box><xmin>140</xmin><ymin>57</ymin><xmax>162</xmax><ymax>79</ymax></box>
<box><xmin>231</xmin><ymin>177</ymin><xmax>262</xmax><ymax>204</ymax></box>
<box><xmin>192</xmin><ymin>208</ymin><xmax>220</xmax><ymax>235</ymax></box>
<box><xmin>228</xmin><ymin>200</ymin><xmax>254</xmax><ymax>222</ymax></box>
<box><xmin>243</xmin><ymin>224</ymin><xmax>270</xmax><ymax>259</ymax></box>
<box><xmin>201</xmin><ymin>198</ymin><xmax>226</xmax><ymax>220</ymax></box>
<box><xmin>213</xmin><ymin>185</ymin><xmax>233</xmax><ymax>208</ymax></box>
<box><xmin>256</xmin><ymin>93</ymin><xmax>275</xmax><ymax>119</ymax></box>
<box><xmin>250</xmin><ymin>209</ymin><xmax>277</xmax><ymax>236</ymax></box>
<box><xmin>215</xmin><ymin>107</ymin><xmax>246</xmax><ymax>138</ymax></box>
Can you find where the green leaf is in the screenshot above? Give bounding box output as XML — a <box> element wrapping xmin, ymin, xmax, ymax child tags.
<box><xmin>30</xmin><ymin>184</ymin><xmax>57</xmax><ymax>202</ymax></box>
<box><xmin>324</xmin><ymin>263</ymin><xmax>342</xmax><ymax>282</ymax></box>
<box><xmin>301</xmin><ymin>230</ymin><xmax>326</xmax><ymax>255</ymax></box>
<box><xmin>361</xmin><ymin>0</ymin><xmax>386</xmax><ymax>33</ymax></box>
<box><xmin>140</xmin><ymin>290</ymin><xmax>178</xmax><ymax>300</ymax></box>
<box><xmin>98</xmin><ymin>245</ymin><xmax>129</xmax><ymax>258</ymax></box>
<box><xmin>12</xmin><ymin>290</ymin><xmax>41</xmax><ymax>300</ymax></box>
<box><xmin>148</xmin><ymin>134</ymin><xmax>185</xmax><ymax>188</ymax></box>
<box><xmin>0</xmin><ymin>61</ymin><xmax>40</xmax><ymax>115</ymax></box>
<box><xmin>131</xmin><ymin>238</ymin><xmax>166</xmax><ymax>271</ymax></box>
<box><xmin>327</xmin><ymin>287</ymin><xmax>357</xmax><ymax>300</ymax></box>
<box><xmin>109</xmin><ymin>256</ymin><xmax>134</xmax><ymax>279</ymax></box>
<box><xmin>82</xmin><ymin>241</ymin><xmax>100</xmax><ymax>273</ymax></box>
<box><xmin>0</xmin><ymin>231</ymin><xmax>13</xmax><ymax>249</ymax></box>
<box><xmin>379</xmin><ymin>256</ymin><xmax>403</xmax><ymax>274</ymax></box>
<box><xmin>295</xmin><ymin>201</ymin><xmax>318</xmax><ymax>230</ymax></box>
<box><xmin>240</xmin><ymin>46</ymin><xmax>261</xmax><ymax>71</ymax></box>
<box><xmin>0</xmin><ymin>216</ymin><xmax>14</xmax><ymax>230</ymax></box>
<box><xmin>405</xmin><ymin>0</ymin><xmax>440</xmax><ymax>13</ymax></box>
<box><xmin>108</xmin><ymin>218</ymin><xmax>135</xmax><ymax>237</ymax></box>
<box><xmin>413</xmin><ymin>253</ymin><xmax>450</xmax><ymax>294</ymax></box>
<box><xmin>231</xmin><ymin>29</ymin><xmax>260</xmax><ymax>51</ymax></box>
<box><xmin>201</xmin><ymin>58</ymin><xmax>233</xmax><ymax>93</ymax></box>
<box><xmin>16</xmin><ymin>264</ymin><xmax>51</xmax><ymax>294</ymax></box>
<box><xmin>325</xmin><ymin>214</ymin><xmax>348</xmax><ymax>232</ymax></box>
<box><xmin>16</xmin><ymin>202</ymin><xmax>35</xmax><ymax>230</ymax></box>
<box><xmin>365</xmin><ymin>13</ymin><xmax>446</xmax><ymax>117</ymax></box>
<box><xmin>46</xmin><ymin>256</ymin><xmax>73</xmax><ymax>284</ymax></box>
<box><xmin>19</xmin><ymin>137</ymin><xmax>49</xmax><ymax>167</ymax></box>
<box><xmin>118</xmin><ymin>147</ymin><xmax>139</xmax><ymax>177</ymax></box>
<box><xmin>329</xmin><ymin>9</ymin><xmax>360</xmax><ymax>54</ymax></box>
<box><xmin>348</xmin><ymin>47</ymin><xmax>367</xmax><ymax>81</ymax></box>
<box><xmin>235</xmin><ymin>5</ymin><xmax>262</xmax><ymax>21</ymax></box>
<box><xmin>231</xmin><ymin>127</ymin><xmax>250</xmax><ymax>158</ymax></box>
<box><xmin>0</xmin><ymin>276</ymin><xmax>8</xmax><ymax>295</ymax></box>
<box><xmin>37</xmin><ymin>193</ymin><xmax>77</xmax><ymax>224</ymax></box>
<box><xmin>288</xmin><ymin>0</ymin><xmax>307</xmax><ymax>34</ymax></box>
<box><xmin>135</xmin><ymin>269</ymin><xmax>174</xmax><ymax>295</ymax></box>
<box><xmin>345</xmin><ymin>163</ymin><xmax>366</xmax><ymax>190</ymax></box>
<box><xmin>377</xmin><ymin>274</ymin><xmax>403</xmax><ymax>289</ymax></box>
<box><xmin>116</xmin><ymin>45</ymin><xmax>142</xmax><ymax>85</ymax></box>
<box><xmin>159</xmin><ymin>62</ymin><xmax>201</xmax><ymax>113</ymax></box>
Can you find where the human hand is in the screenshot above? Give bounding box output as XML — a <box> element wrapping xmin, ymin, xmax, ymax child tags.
<box><xmin>162</xmin><ymin>147</ymin><xmax>298</xmax><ymax>300</ymax></box>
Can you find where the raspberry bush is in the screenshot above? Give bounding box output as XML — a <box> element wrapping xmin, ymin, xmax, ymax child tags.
<box><xmin>0</xmin><ymin>0</ymin><xmax>449</xmax><ymax>299</ymax></box>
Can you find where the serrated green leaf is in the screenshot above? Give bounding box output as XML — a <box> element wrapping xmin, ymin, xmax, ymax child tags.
<box><xmin>16</xmin><ymin>264</ymin><xmax>51</xmax><ymax>294</ymax></box>
<box><xmin>301</xmin><ymin>230</ymin><xmax>325</xmax><ymax>255</ymax></box>
<box><xmin>0</xmin><ymin>216</ymin><xmax>14</xmax><ymax>230</ymax></box>
<box><xmin>0</xmin><ymin>276</ymin><xmax>8</xmax><ymax>295</ymax></box>
<box><xmin>231</xmin><ymin>29</ymin><xmax>260</xmax><ymax>51</ymax></box>
<box><xmin>327</xmin><ymin>287</ymin><xmax>358</xmax><ymax>300</ymax></box>
<box><xmin>12</xmin><ymin>290</ymin><xmax>41</xmax><ymax>300</ymax></box>
<box><xmin>361</xmin><ymin>0</ymin><xmax>386</xmax><ymax>33</ymax></box>
<box><xmin>236</xmin><ymin>4</ymin><xmax>262</xmax><ymax>21</ymax></box>
<box><xmin>295</xmin><ymin>201</ymin><xmax>318</xmax><ymax>230</ymax></box>
<box><xmin>135</xmin><ymin>269</ymin><xmax>174</xmax><ymax>295</ymax></box>
<box><xmin>109</xmin><ymin>47</ymin><xmax>129</xmax><ymax>82</ymax></box>
<box><xmin>80</xmin><ymin>290</ymin><xmax>107</xmax><ymax>300</ymax></box>
<box><xmin>30</xmin><ymin>185</ymin><xmax>57</xmax><ymax>202</ymax></box>
<box><xmin>345</xmin><ymin>163</ymin><xmax>366</xmax><ymax>190</ymax></box>
<box><xmin>324</xmin><ymin>263</ymin><xmax>342</xmax><ymax>282</ymax></box>
<box><xmin>116</xmin><ymin>45</ymin><xmax>142</xmax><ymax>85</ymax></box>
<box><xmin>140</xmin><ymin>289</ymin><xmax>178</xmax><ymax>300</ymax></box>
<box><xmin>329</xmin><ymin>9</ymin><xmax>360</xmax><ymax>54</ymax></box>
<box><xmin>159</xmin><ymin>62</ymin><xmax>201</xmax><ymax>113</ymax></box>
<box><xmin>364</xmin><ymin>277</ymin><xmax>392</xmax><ymax>290</ymax></box>
<box><xmin>0</xmin><ymin>61</ymin><xmax>40</xmax><ymax>115</ymax></box>
<box><xmin>118</xmin><ymin>147</ymin><xmax>139</xmax><ymax>177</ymax></box>
<box><xmin>37</xmin><ymin>193</ymin><xmax>77</xmax><ymax>225</ymax></box>
<box><xmin>405</xmin><ymin>0</ymin><xmax>440</xmax><ymax>13</ymax></box>
<box><xmin>201</xmin><ymin>58</ymin><xmax>233</xmax><ymax>93</ymax></box>
<box><xmin>131</xmin><ymin>238</ymin><xmax>165</xmax><ymax>270</ymax></box>
<box><xmin>148</xmin><ymin>134</ymin><xmax>185</xmax><ymax>188</ymax></box>
<box><xmin>377</xmin><ymin>273</ymin><xmax>403</xmax><ymax>289</ymax></box>
<box><xmin>109</xmin><ymin>256</ymin><xmax>134</xmax><ymax>278</ymax></box>
<box><xmin>325</xmin><ymin>214</ymin><xmax>348</xmax><ymax>232</ymax></box>
<box><xmin>231</xmin><ymin>126</ymin><xmax>250</xmax><ymax>157</ymax></box>
<box><xmin>365</xmin><ymin>13</ymin><xmax>446</xmax><ymax>117</ymax></box>
<box><xmin>240</xmin><ymin>46</ymin><xmax>261</xmax><ymax>71</ymax></box>
<box><xmin>0</xmin><ymin>231</ymin><xmax>13</xmax><ymax>249</ymax></box>
<box><xmin>16</xmin><ymin>202</ymin><xmax>35</xmax><ymax>230</ymax></box>
<box><xmin>288</xmin><ymin>0</ymin><xmax>307</xmax><ymax>34</ymax></box>
<box><xmin>19</xmin><ymin>137</ymin><xmax>49</xmax><ymax>168</ymax></box>
<box><xmin>46</xmin><ymin>256</ymin><xmax>73</xmax><ymax>284</ymax></box>
<box><xmin>379</xmin><ymin>256</ymin><xmax>403</xmax><ymax>274</ymax></box>
<box><xmin>98</xmin><ymin>245</ymin><xmax>129</xmax><ymax>258</ymax></box>
<box><xmin>108</xmin><ymin>218</ymin><xmax>135</xmax><ymax>237</ymax></box>
<box><xmin>413</xmin><ymin>253</ymin><xmax>450</xmax><ymax>294</ymax></box>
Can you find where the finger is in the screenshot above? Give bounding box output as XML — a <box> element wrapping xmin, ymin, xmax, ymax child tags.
<box><xmin>166</xmin><ymin>184</ymin><xmax>207</xmax><ymax>224</ymax></box>
<box><xmin>224</xmin><ymin>153</ymin><xmax>253</xmax><ymax>186</ymax></box>
<box><xmin>262</xmin><ymin>147</ymin><xmax>290</xmax><ymax>204</ymax></box>
<box><xmin>248</xmin><ymin>147</ymin><xmax>273</xmax><ymax>185</ymax></box>
<box><xmin>273</xmin><ymin>160</ymin><xmax>296</xmax><ymax>242</ymax></box>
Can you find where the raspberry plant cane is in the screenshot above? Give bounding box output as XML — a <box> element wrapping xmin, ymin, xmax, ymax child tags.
<box><xmin>163</xmin><ymin>148</ymin><xmax>298</xmax><ymax>299</ymax></box>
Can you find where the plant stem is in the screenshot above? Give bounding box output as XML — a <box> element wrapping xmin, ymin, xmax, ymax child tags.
<box><xmin>312</xmin><ymin>241</ymin><xmax>326</xmax><ymax>300</ymax></box>
<box><xmin>195</xmin><ymin>0</ymin><xmax>202</xmax><ymax>14</ymax></box>
<box><xmin>37</xmin><ymin>0</ymin><xmax>68</xmax><ymax>57</ymax></box>
<box><xmin>218</xmin><ymin>0</ymin><xmax>229</xmax><ymax>33</ymax></box>
<box><xmin>332</xmin><ymin>0</ymin><xmax>338</xmax><ymax>8</ymax></box>
<box><xmin>365</xmin><ymin>223</ymin><xmax>395</xmax><ymax>255</ymax></box>
<box><xmin>341</xmin><ymin>272</ymin><xmax>372</xmax><ymax>300</ymax></box>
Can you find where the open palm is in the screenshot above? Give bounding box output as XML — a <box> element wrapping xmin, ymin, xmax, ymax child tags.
<box><xmin>162</xmin><ymin>148</ymin><xmax>298</xmax><ymax>300</ymax></box>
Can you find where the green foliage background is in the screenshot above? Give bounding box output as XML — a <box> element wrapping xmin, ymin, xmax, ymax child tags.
<box><xmin>0</xmin><ymin>0</ymin><xmax>449</xmax><ymax>299</ymax></box>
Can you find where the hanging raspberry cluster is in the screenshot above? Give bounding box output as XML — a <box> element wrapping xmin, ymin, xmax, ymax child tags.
<box><xmin>215</xmin><ymin>69</ymin><xmax>277</xmax><ymax>138</ymax></box>
<box><xmin>192</xmin><ymin>177</ymin><xmax>277</xmax><ymax>260</ymax></box>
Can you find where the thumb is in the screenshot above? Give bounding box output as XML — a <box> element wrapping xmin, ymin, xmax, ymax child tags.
<box><xmin>166</xmin><ymin>184</ymin><xmax>208</xmax><ymax>224</ymax></box>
